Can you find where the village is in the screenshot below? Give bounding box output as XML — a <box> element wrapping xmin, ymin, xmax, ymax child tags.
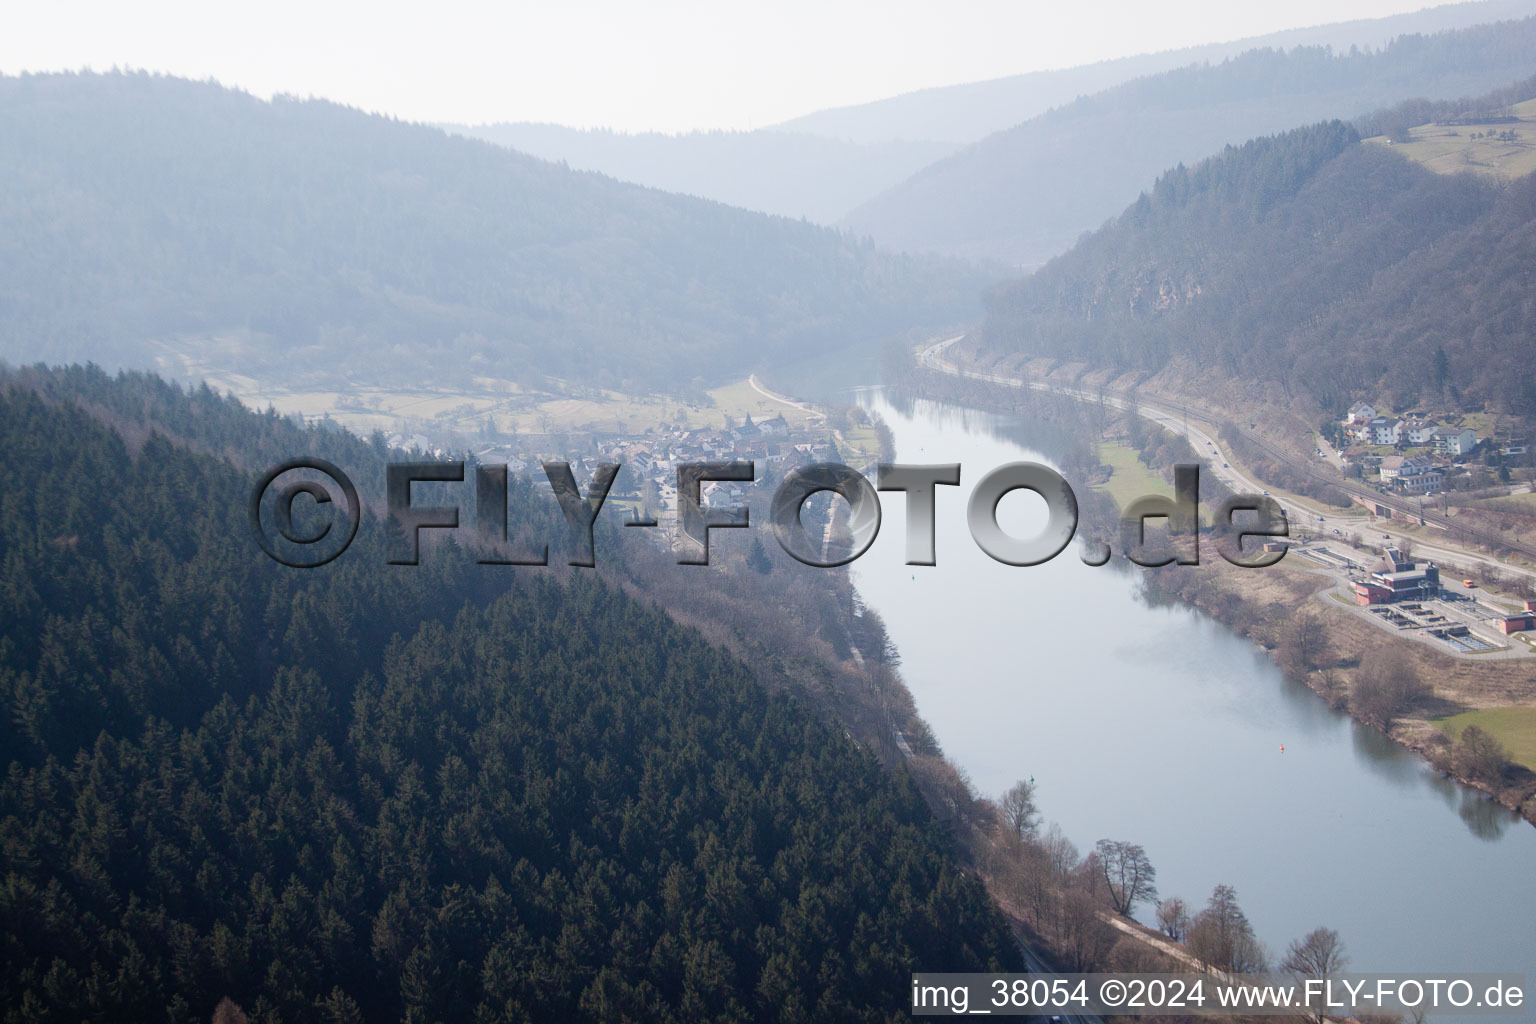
<box><xmin>1333</xmin><ymin>399</ymin><xmax>1528</xmax><ymax>497</ymax></box>
<box><xmin>383</xmin><ymin>408</ymin><xmax>870</xmax><ymax>546</ymax></box>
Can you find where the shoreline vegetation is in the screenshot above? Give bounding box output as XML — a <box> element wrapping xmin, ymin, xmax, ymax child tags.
<box><xmin>6</xmin><ymin>364</ymin><xmax>1494</xmax><ymax>1003</ymax></box>
<box><xmin>890</xmin><ymin>360</ymin><xmax>1536</xmax><ymax>827</ymax></box>
<box><xmin>805</xmin><ymin>374</ymin><xmax>1359</xmax><ymax>991</ymax></box>
<box><xmin>0</xmin><ymin>364</ymin><xmax>1031</xmax><ymax>1020</ymax></box>
<box><xmin>647</xmin><ymin>378</ymin><xmax>1283</xmax><ymax>985</ymax></box>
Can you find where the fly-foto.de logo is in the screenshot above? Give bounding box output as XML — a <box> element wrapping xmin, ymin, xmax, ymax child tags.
<box><xmin>250</xmin><ymin>459</ymin><xmax>1288</xmax><ymax>570</ymax></box>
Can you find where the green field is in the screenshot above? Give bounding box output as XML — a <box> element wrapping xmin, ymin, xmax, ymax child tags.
<box><xmin>1365</xmin><ymin>98</ymin><xmax>1536</xmax><ymax>180</ymax></box>
<box><xmin>1436</xmin><ymin>706</ymin><xmax>1536</xmax><ymax>771</ymax></box>
<box><xmin>201</xmin><ymin>372</ymin><xmax>823</xmax><ymax>438</ymax></box>
<box><xmin>1096</xmin><ymin>440</ymin><xmax>1173</xmax><ymax>511</ymax></box>
<box><xmin>841</xmin><ymin>424</ymin><xmax>883</xmax><ymax>460</ymax></box>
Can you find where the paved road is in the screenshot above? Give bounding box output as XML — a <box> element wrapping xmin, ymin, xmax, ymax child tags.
<box><xmin>748</xmin><ymin>373</ymin><xmax>825</xmax><ymax>420</ymax></box>
<box><xmin>917</xmin><ymin>336</ymin><xmax>1536</xmax><ymax>589</ymax></box>
<box><xmin>1013</xmin><ymin>942</ymin><xmax>1105</xmax><ymax>1024</ymax></box>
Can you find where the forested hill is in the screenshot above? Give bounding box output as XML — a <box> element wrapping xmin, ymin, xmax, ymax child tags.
<box><xmin>842</xmin><ymin>17</ymin><xmax>1536</xmax><ymax>267</ymax></box>
<box><xmin>0</xmin><ymin>366</ymin><xmax>1021</xmax><ymax>1022</ymax></box>
<box><xmin>975</xmin><ymin>119</ymin><xmax>1536</xmax><ymax>418</ymax></box>
<box><xmin>450</xmin><ymin>123</ymin><xmax>955</xmax><ymax>224</ymax></box>
<box><xmin>0</xmin><ymin>72</ymin><xmax>987</xmax><ymax>396</ymax></box>
<box><xmin>772</xmin><ymin>0</ymin><xmax>1536</xmax><ymax>145</ymax></box>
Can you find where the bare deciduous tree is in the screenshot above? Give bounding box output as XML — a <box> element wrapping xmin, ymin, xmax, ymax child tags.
<box><xmin>1281</xmin><ymin>926</ymin><xmax>1349</xmax><ymax>1024</ymax></box>
<box><xmin>1316</xmin><ymin>667</ymin><xmax>1346</xmax><ymax>709</ymax></box>
<box><xmin>999</xmin><ymin>779</ymin><xmax>1041</xmax><ymax>839</ymax></box>
<box><xmin>1278</xmin><ymin>607</ymin><xmax>1326</xmax><ymax>678</ymax></box>
<box><xmin>1454</xmin><ymin>724</ymin><xmax>1509</xmax><ymax>786</ymax></box>
<box><xmin>1041</xmin><ymin>823</ymin><xmax>1079</xmax><ymax>881</ymax></box>
<box><xmin>1156</xmin><ymin>896</ymin><xmax>1190</xmax><ymax>941</ymax></box>
<box><xmin>1055</xmin><ymin>888</ymin><xmax>1118</xmax><ymax>971</ymax></box>
<box><xmin>1188</xmin><ymin>884</ymin><xmax>1268</xmax><ymax>973</ymax></box>
<box><xmin>1350</xmin><ymin>646</ymin><xmax>1429</xmax><ymax>730</ymax></box>
<box><xmin>1093</xmin><ymin>839</ymin><xmax>1158</xmax><ymax>917</ymax></box>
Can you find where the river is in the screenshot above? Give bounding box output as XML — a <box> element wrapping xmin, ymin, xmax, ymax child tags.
<box><xmin>851</xmin><ymin>390</ymin><xmax>1536</xmax><ymax>978</ymax></box>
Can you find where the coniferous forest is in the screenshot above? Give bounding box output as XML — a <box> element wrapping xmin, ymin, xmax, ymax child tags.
<box><xmin>0</xmin><ymin>367</ymin><xmax>1021</xmax><ymax>1022</ymax></box>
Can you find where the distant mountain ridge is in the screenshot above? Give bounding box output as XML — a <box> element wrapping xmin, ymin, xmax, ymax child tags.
<box><xmin>447</xmin><ymin>0</ymin><xmax>1536</xmax><ymax>228</ymax></box>
<box><xmin>0</xmin><ymin>72</ymin><xmax>986</xmax><ymax>397</ymax></box>
<box><xmin>974</xmin><ymin>112</ymin><xmax>1536</xmax><ymax>418</ymax></box>
<box><xmin>445</xmin><ymin>1</ymin><xmax>1536</xmax><ymax>225</ymax></box>
<box><xmin>842</xmin><ymin>14</ymin><xmax>1536</xmax><ymax>267</ymax></box>
<box><xmin>772</xmin><ymin>0</ymin><xmax>1536</xmax><ymax>146</ymax></box>
<box><xmin>447</xmin><ymin>123</ymin><xmax>953</xmax><ymax>223</ymax></box>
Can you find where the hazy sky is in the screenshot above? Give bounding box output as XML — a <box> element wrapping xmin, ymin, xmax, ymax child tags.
<box><xmin>5</xmin><ymin>0</ymin><xmax>1466</xmax><ymax>132</ymax></box>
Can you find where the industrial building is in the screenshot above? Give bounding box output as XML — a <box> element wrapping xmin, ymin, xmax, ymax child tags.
<box><xmin>1352</xmin><ymin>548</ymin><xmax>1440</xmax><ymax>605</ymax></box>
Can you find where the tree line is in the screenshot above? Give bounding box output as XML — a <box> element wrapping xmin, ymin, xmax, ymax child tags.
<box><xmin>980</xmin><ymin>108</ymin><xmax>1536</xmax><ymax>421</ymax></box>
<box><xmin>0</xmin><ymin>367</ymin><xmax>1022</xmax><ymax>1022</ymax></box>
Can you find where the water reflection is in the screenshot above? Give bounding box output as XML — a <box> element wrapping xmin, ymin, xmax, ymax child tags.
<box><xmin>854</xmin><ymin>388</ymin><xmax>1536</xmax><ymax>977</ymax></box>
<box><xmin>1459</xmin><ymin>789</ymin><xmax>1516</xmax><ymax>840</ymax></box>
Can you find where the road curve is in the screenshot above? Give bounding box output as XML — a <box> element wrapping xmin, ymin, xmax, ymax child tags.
<box><xmin>917</xmin><ymin>336</ymin><xmax>1535</xmax><ymax>586</ymax></box>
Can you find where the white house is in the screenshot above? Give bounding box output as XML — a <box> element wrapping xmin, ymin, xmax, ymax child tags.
<box><xmin>1401</xmin><ymin>419</ymin><xmax>1438</xmax><ymax>445</ymax></box>
<box><xmin>758</xmin><ymin>413</ymin><xmax>790</xmax><ymax>437</ymax></box>
<box><xmin>1400</xmin><ymin>463</ymin><xmax>1443</xmax><ymax>494</ymax></box>
<box><xmin>1432</xmin><ymin>427</ymin><xmax>1478</xmax><ymax>456</ymax></box>
<box><xmin>1368</xmin><ymin>417</ymin><xmax>1402</xmax><ymax>446</ymax></box>
<box><xmin>1347</xmin><ymin>401</ymin><xmax>1378</xmax><ymax>423</ymax></box>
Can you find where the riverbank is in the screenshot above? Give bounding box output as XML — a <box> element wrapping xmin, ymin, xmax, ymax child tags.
<box><xmin>899</xmin><ymin>359</ymin><xmax>1536</xmax><ymax>825</ymax></box>
<box><xmin>852</xmin><ymin>382</ymin><xmax>1536</xmax><ymax>976</ymax></box>
<box><xmin>1144</xmin><ymin>556</ymin><xmax>1536</xmax><ymax>825</ymax></box>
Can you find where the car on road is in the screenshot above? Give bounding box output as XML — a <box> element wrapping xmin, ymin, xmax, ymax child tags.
<box><xmin>1222</xmin><ymin>462</ymin><xmax>1228</xmax><ymax>468</ymax></box>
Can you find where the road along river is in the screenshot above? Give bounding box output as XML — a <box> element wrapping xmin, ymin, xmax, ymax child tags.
<box><xmin>851</xmin><ymin>389</ymin><xmax>1536</xmax><ymax>979</ymax></box>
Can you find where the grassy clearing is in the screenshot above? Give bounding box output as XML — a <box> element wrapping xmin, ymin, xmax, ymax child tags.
<box><xmin>1476</xmin><ymin>493</ymin><xmax>1536</xmax><ymax>515</ymax></box>
<box><xmin>1096</xmin><ymin>440</ymin><xmax>1173</xmax><ymax>511</ymax></box>
<box><xmin>1365</xmin><ymin>99</ymin><xmax>1536</xmax><ymax>181</ymax></box>
<box><xmin>704</xmin><ymin>379</ymin><xmax>820</xmax><ymax>429</ymax></box>
<box><xmin>841</xmin><ymin>424</ymin><xmax>883</xmax><ymax>460</ymax></box>
<box><xmin>201</xmin><ymin>371</ymin><xmax>825</xmax><ymax>438</ymax></box>
<box><xmin>1456</xmin><ymin>411</ymin><xmax>1501</xmax><ymax>437</ymax></box>
<box><xmin>1436</xmin><ymin>706</ymin><xmax>1536</xmax><ymax>771</ymax></box>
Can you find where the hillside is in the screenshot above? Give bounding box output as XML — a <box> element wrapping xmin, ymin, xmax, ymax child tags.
<box><xmin>974</xmin><ymin>119</ymin><xmax>1536</xmax><ymax>419</ymax></box>
<box><xmin>1365</xmin><ymin>96</ymin><xmax>1536</xmax><ymax>179</ymax></box>
<box><xmin>448</xmin><ymin>123</ymin><xmax>954</xmax><ymax>224</ymax></box>
<box><xmin>444</xmin><ymin>2</ymin><xmax>1536</xmax><ymax>230</ymax></box>
<box><xmin>842</xmin><ymin>17</ymin><xmax>1536</xmax><ymax>267</ymax></box>
<box><xmin>0</xmin><ymin>72</ymin><xmax>987</xmax><ymax>399</ymax></box>
<box><xmin>775</xmin><ymin>0</ymin><xmax>1536</xmax><ymax>146</ymax></box>
<box><xmin>0</xmin><ymin>365</ymin><xmax>1022</xmax><ymax>1021</ymax></box>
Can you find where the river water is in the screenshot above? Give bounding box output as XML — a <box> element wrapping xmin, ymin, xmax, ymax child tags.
<box><xmin>851</xmin><ymin>390</ymin><xmax>1535</xmax><ymax>978</ymax></box>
